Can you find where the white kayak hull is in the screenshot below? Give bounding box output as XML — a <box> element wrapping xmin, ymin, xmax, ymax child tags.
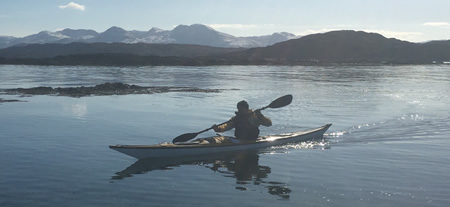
<box><xmin>110</xmin><ymin>124</ymin><xmax>331</xmax><ymax>159</ymax></box>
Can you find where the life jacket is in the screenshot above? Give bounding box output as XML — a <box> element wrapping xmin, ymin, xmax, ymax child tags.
<box><xmin>232</xmin><ymin>110</ymin><xmax>260</xmax><ymax>140</ymax></box>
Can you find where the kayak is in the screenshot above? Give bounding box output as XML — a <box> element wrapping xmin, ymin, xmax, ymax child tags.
<box><xmin>110</xmin><ymin>124</ymin><xmax>331</xmax><ymax>159</ymax></box>
<box><xmin>109</xmin><ymin>124</ymin><xmax>331</xmax><ymax>159</ymax></box>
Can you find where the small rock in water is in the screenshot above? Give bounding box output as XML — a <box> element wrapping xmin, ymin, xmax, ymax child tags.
<box><xmin>0</xmin><ymin>98</ymin><xmax>22</xmax><ymax>103</ymax></box>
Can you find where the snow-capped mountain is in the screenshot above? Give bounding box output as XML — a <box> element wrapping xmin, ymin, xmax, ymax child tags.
<box><xmin>0</xmin><ymin>24</ymin><xmax>297</xmax><ymax>49</ymax></box>
<box><xmin>59</xmin><ymin>29</ymin><xmax>98</xmax><ymax>40</ymax></box>
<box><xmin>170</xmin><ymin>24</ymin><xmax>236</xmax><ymax>47</ymax></box>
<box><xmin>18</xmin><ymin>31</ymin><xmax>69</xmax><ymax>44</ymax></box>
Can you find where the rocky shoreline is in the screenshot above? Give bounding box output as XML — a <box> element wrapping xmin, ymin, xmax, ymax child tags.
<box><xmin>1</xmin><ymin>82</ymin><xmax>229</xmax><ymax>98</ymax></box>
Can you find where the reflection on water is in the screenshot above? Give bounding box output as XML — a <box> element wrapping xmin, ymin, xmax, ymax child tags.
<box><xmin>63</xmin><ymin>103</ymin><xmax>87</xmax><ymax>119</ymax></box>
<box><xmin>112</xmin><ymin>151</ymin><xmax>292</xmax><ymax>199</ymax></box>
<box><xmin>207</xmin><ymin>151</ymin><xmax>292</xmax><ymax>199</ymax></box>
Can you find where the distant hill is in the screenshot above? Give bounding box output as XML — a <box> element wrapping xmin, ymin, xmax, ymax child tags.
<box><xmin>0</xmin><ymin>24</ymin><xmax>297</xmax><ymax>49</ymax></box>
<box><xmin>0</xmin><ymin>42</ymin><xmax>244</xmax><ymax>59</ymax></box>
<box><xmin>225</xmin><ymin>30</ymin><xmax>450</xmax><ymax>64</ymax></box>
<box><xmin>1</xmin><ymin>30</ymin><xmax>449</xmax><ymax>66</ymax></box>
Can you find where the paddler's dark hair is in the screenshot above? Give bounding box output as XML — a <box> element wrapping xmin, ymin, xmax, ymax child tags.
<box><xmin>237</xmin><ymin>100</ymin><xmax>249</xmax><ymax>109</ymax></box>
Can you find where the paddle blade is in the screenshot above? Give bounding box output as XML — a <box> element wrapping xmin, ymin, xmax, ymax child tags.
<box><xmin>172</xmin><ymin>132</ymin><xmax>199</xmax><ymax>144</ymax></box>
<box><xmin>267</xmin><ymin>94</ymin><xmax>293</xmax><ymax>109</ymax></box>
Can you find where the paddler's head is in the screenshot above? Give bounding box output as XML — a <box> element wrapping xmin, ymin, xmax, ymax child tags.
<box><xmin>237</xmin><ymin>100</ymin><xmax>249</xmax><ymax>114</ymax></box>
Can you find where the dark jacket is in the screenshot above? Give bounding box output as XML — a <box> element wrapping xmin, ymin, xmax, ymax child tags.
<box><xmin>215</xmin><ymin>109</ymin><xmax>272</xmax><ymax>140</ymax></box>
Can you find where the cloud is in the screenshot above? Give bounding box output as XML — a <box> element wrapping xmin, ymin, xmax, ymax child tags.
<box><xmin>295</xmin><ymin>28</ymin><xmax>337</xmax><ymax>36</ymax></box>
<box><xmin>365</xmin><ymin>30</ymin><xmax>423</xmax><ymax>42</ymax></box>
<box><xmin>423</xmin><ymin>22</ymin><xmax>450</xmax><ymax>27</ymax></box>
<box><xmin>58</xmin><ymin>2</ymin><xmax>85</xmax><ymax>11</ymax></box>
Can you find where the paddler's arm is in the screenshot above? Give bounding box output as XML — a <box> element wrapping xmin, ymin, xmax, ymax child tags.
<box><xmin>255</xmin><ymin>110</ymin><xmax>272</xmax><ymax>127</ymax></box>
<box><xmin>212</xmin><ymin>119</ymin><xmax>235</xmax><ymax>132</ymax></box>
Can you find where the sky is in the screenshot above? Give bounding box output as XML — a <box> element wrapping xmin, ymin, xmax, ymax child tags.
<box><xmin>1</xmin><ymin>0</ymin><xmax>449</xmax><ymax>42</ymax></box>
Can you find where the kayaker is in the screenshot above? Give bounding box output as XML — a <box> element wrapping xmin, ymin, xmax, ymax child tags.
<box><xmin>212</xmin><ymin>100</ymin><xmax>272</xmax><ymax>140</ymax></box>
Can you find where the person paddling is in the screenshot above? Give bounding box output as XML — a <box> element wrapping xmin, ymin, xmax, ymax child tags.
<box><xmin>212</xmin><ymin>100</ymin><xmax>272</xmax><ymax>140</ymax></box>
<box><xmin>171</xmin><ymin>95</ymin><xmax>291</xmax><ymax>144</ymax></box>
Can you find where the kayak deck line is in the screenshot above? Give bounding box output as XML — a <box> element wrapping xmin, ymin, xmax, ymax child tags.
<box><xmin>110</xmin><ymin>124</ymin><xmax>330</xmax><ymax>149</ymax></box>
<box><xmin>109</xmin><ymin>124</ymin><xmax>331</xmax><ymax>159</ymax></box>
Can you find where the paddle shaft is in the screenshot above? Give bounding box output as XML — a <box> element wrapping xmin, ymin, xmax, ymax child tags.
<box><xmin>197</xmin><ymin>120</ymin><xmax>228</xmax><ymax>134</ymax></box>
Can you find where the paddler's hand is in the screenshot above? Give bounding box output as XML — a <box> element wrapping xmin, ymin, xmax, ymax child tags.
<box><xmin>212</xmin><ymin>124</ymin><xmax>220</xmax><ymax>132</ymax></box>
<box><xmin>254</xmin><ymin>109</ymin><xmax>264</xmax><ymax>118</ymax></box>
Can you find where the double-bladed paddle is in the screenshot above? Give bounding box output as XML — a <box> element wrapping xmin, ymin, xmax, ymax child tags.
<box><xmin>172</xmin><ymin>94</ymin><xmax>293</xmax><ymax>144</ymax></box>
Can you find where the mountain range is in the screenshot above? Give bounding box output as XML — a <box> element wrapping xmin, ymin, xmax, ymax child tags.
<box><xmin>1</xmin><ymin>30</ymin><xmax>449</xmax><ymax>66</ymax></box>
<box><xmin>0</xmin><ymin>24</ymin><xmax>297</xmax><ymax>49</ymax></box>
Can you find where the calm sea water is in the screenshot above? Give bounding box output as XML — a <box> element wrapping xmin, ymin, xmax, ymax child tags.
<box><xmin>1</xmin><ymin>65</ymin><xmax>449</xmax><ymax>207</ymax></box>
